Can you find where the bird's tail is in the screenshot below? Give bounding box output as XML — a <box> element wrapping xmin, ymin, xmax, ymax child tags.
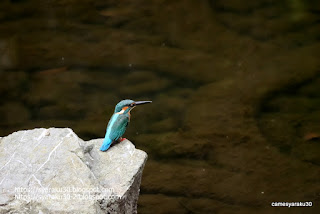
<box><xmin>100</xmin><ymin>138</ymin><xmax>112</xmax><ymax>151</ymax></box>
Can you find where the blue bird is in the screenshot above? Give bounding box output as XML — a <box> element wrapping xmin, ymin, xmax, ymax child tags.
<box><xmin>100</xmin><ymin>99</ymin><xmax>152</xmax><ymax>151</ymax></box>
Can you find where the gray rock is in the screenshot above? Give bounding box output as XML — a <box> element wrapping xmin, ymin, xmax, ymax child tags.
<box><xmin>0</xmin><ymin>128</ymin><xmax>147</xmax><ymax>214</ymax></box>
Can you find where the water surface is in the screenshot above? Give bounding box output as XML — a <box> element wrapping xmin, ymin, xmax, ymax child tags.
<box><xmin>0</xmin><ymin>0</ymin><xmax>319</xmax><ymax>213</ymax></box>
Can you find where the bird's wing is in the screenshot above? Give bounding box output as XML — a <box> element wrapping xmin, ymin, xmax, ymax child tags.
<box><xmin>109</xmin><ymin>114</ymin><xmax>129</xmax><ymax>141</ymax></box>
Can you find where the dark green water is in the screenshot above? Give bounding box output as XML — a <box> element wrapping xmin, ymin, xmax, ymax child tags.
<box><xmin>1</xmin><ymin>0</ymin><xmax>320</xmax><ymax>213</ymax></box>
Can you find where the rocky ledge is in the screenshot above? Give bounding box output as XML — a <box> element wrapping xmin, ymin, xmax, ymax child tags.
<box><xmin>0</xmin><ymin>128</ymin><xmax>147</xmax><ymax>214</ymax></box>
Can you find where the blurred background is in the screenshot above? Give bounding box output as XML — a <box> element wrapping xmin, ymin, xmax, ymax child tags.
<box><xmin>0</xmin><ymin>0</ymin><xmax>320</xmax><ymax>213</ymax></box>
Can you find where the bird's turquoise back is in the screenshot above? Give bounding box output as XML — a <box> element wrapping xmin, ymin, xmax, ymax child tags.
<box><xmin>100</xmin><ymin>112</ymin><xmax>129</xmax><ymax>151</ymax></box>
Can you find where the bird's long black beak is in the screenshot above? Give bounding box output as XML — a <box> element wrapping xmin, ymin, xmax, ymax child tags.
<box><xmin>135</xmin><ymin>101</ymin><xmax>152</xmax><ymax>106</ymax></box>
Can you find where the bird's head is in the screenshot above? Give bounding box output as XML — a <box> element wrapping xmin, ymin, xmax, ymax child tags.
<box><xmin>114</xmin><ymin>99</ymin><xmax>152</xmax><ymax>114</ymax></box>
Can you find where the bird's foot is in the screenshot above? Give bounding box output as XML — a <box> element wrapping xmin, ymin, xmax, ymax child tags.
<box><xmin>119</xmin><ymin>137</ymin><xmax>127</xmax><ymax>142</ymax></box>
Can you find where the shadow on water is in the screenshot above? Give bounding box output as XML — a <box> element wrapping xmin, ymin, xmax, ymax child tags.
<box><xmin>1</xmin><ymin>0</ymin><xmax>320</xmax><ymax>213</ymax></box>
<box><xmin>256</xmin><ymin>72</ymin><xmax>320</xmax><ymax>165</ymax></box>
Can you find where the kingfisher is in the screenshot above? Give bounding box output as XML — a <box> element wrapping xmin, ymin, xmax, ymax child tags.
<box><xmin>100</xmin><ymin>99</ymin><xmax>152</xmax><ymax>151</ymax></box>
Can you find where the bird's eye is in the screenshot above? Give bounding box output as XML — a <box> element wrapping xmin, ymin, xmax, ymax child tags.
<box><xmin>129</xmin><ymin>103</ymin><xmax>134</xmax><ymax>107</ymax></box>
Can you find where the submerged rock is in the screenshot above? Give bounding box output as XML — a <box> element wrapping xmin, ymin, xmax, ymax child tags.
<box><xmin>0</xmin><ymin>128</ymin><xmax>147</xmax><ymax>214</ymax></box>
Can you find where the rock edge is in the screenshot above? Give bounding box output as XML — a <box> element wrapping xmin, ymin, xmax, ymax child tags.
<box><xmin>0</xmin><ymin>128</ymin><xmax>148</xmax><ymax>214</ymax></box>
